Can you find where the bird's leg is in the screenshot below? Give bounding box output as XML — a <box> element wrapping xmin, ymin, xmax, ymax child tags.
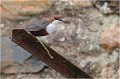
<box><xmin>36</xmin><ymin>37</ymin><xmax>54</xmax><ymax>59</ymax></box>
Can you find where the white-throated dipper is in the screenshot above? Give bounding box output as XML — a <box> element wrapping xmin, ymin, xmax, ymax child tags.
<box><xmin>23</xmin><ymin>15</ymin><xmax>68</xmax><ymax>36</ymax></box>
<box><xmin>22</xmin><ymin>15</ymin><xmax>68</xmax><ymax>59</ymax></box>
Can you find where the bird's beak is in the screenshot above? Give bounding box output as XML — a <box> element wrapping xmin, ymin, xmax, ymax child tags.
<box><xmin>58</xmin><ymin>19</ymin><xmax>69</xmax><ymax>23</ymax></box>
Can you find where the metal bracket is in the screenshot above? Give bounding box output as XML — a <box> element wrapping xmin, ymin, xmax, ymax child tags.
<box><xmin>11</xmin><ymin>29</ymin><xmax>92</xmax><ymax>78</ymax></box>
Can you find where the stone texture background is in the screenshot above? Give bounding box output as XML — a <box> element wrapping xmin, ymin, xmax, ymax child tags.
<box><xmin>1</xmin><ymin>0</ymin><xmax>120</xmax><ymax>78</ymax></box>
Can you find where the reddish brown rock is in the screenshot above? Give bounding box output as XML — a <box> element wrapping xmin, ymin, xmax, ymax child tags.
<box><xmin>1</xmin><ymin>0</ymin><xmax>53</xmax><ymax>20</ymax></box>
<box><xmin>100</xmin><ymin>23</ymin><xmax>120</xmax><ymax>54</ymax></box>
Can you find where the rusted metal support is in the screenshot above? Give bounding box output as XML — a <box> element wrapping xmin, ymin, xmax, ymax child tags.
<box><xmin>11</xmin><ymin>29</ymin><xmax>92</xmax><ymax>78</ymax></box>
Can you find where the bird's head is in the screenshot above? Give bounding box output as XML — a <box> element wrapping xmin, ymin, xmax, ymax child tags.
<box><xmin>52</xmin><ymin>15</ymin><xmax>62</xmax><ymax>20</ymax></box>
<box><xmin>44</xmin><ymin>14</ymin><xmax>69</xmax><ymax>23</ymax></box>
<box><xmin>52</xmin><ymin>15</ymin><xmax>69</xmax><ymax>23</ymax></box>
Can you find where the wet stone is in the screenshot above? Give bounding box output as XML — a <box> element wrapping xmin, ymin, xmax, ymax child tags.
<box><xmin>1</xmin><ymin>37</ymin><xmax>46</xmax><ymax>74</ymax></box>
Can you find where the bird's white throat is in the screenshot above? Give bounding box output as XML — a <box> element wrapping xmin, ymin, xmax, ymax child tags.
<box><xmin>46</xmin><ymin>20</ymin><xmax>62</xmax><ymax>34</ymax></box>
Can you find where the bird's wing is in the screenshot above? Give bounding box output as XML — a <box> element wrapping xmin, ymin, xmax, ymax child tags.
<box><xmin>23</xmin><ymin>18</ymin><xmax>50</xmax><ymax>31</ymax></box>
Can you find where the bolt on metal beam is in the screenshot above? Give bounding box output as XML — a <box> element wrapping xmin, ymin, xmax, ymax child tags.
<box><xmin>11</xmin><ymin>29</ymin><xmax>92</xmax><ymax>78</ymax></box>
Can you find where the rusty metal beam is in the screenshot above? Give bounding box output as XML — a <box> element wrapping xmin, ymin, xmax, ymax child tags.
<box><xmin>11</xmin><ymin>29</ymin><xmax>92</xmax><ymax>78</ymax></box>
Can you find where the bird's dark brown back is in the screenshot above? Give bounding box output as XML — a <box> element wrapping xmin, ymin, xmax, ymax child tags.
<box><xmin>23</xmin><ymin>17</ymin><xmax>50</xmax><ymax>32</ymax></box>
<box><xmin>21</xmin><ymin>17</ymin><xmax>51</xmax><ymax>36</ymax></box>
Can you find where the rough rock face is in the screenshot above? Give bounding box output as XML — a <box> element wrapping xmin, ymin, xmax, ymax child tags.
<box><xmin>1</xmin><ymin>0</ymin><xmax>120</xmax><ymax>78</ymax></box>
<box><xmin>100</xmin><ymin>23</ymin><xmax>120</xmax><ymax>54</ymax></box>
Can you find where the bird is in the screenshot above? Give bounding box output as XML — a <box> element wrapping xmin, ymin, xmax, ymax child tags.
<box><xmin>23</xmin><ymin>15</ymin><xmax>68</xmax><ymax>36</ymax></box>
<box><xmin>22</xmin><ymin>14</ymin><xmax>68</xmax><ymax>59</ymax></box>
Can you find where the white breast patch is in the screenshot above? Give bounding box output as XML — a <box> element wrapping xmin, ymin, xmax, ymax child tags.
<box><xmin>46</xmin><ymin>20</ymin><xmax>61</xmax><ymax>34</ymax></box>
